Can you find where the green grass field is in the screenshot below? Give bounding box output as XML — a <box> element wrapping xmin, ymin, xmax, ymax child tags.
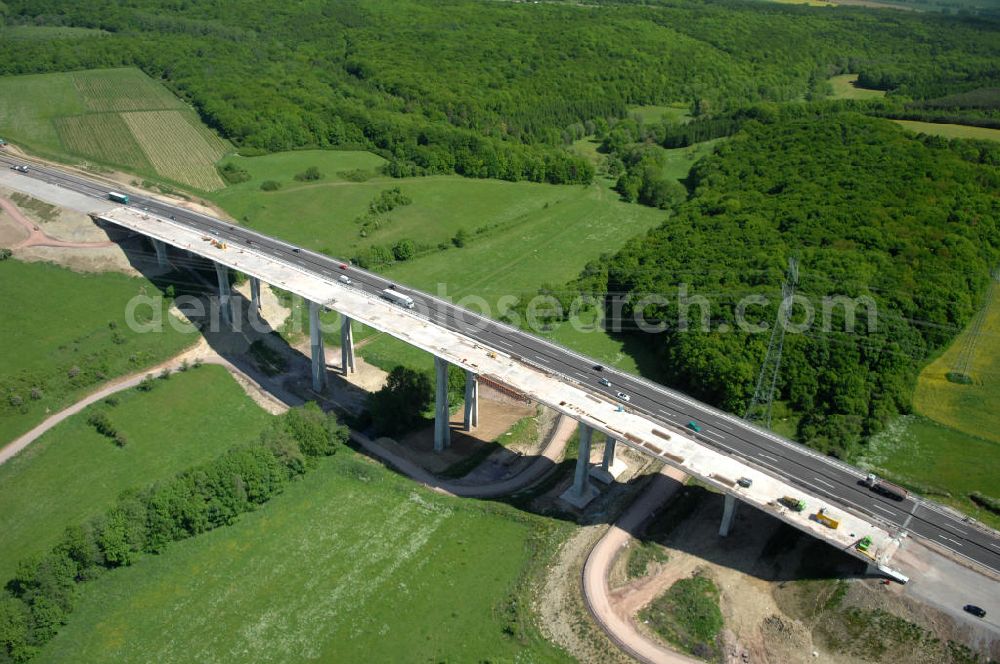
<box><xmin>829</xmin><ymin>74</ymin><xmax>886</xmax><ymax>100</ymax></box>
<box><xmin>0</xmin><ymin>259</ymin><xmax>195</xmax><ymax>445</ymax></box>
<box><xmin>220</xmin><ymin>150</ymin><xmax>668</xmax><ymax>376</ymax></box>
<box><xmin>892</xmin><ymin>119</ymin><xmax>1000</xmax><ymax>142</ymax></box>
<box><xmin>628</xmin><ymin>104</ymin><xmax>692</xmax><ymax>124</ymax></box>
<box><xmin>914</xmin><ymin>279</ymin><xmax>1000</xmax><ymax>444</ymax></box>
<box><xmin>212</xmin><ymin>150</ymin><xmax>665</xmax><ymax>300</ymax></box>
<box><xmin>861</xmin><ymin>416</ymin><xmax>1000</xmax><ymax>528</ymax></box>
<box><xmin>660</xmin><ymin>139</ymin><xmax>724</xmax><ymax>182</ymax></box>
<box><xmin>570</xmin><ymin>137</ymin><xmax>604</xmax><ymax>168</ymax></box>
<box><xmin>36</xmin><ymin>450</ymin><xmax>570</xmax><ymax>663</ymax></box>
<box><xmin>0</xmin><ymin>365</ymin><xmax>273</xmax><ymax>581</ymax></box>
<box><xmin>0</xmin><ymin>68</ymin><xmax>230</xmax><ymax>190</ymax></box>
<box><xmin>640</xmin><ymin>573</ymin><xmax>724</xmax><ymax>658</ymax></box>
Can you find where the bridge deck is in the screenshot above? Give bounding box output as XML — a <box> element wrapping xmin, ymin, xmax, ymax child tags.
<box><xmin>84</xmin><ymin>202</ymin><xmax>903</xmax><ymax>573</ymax></box>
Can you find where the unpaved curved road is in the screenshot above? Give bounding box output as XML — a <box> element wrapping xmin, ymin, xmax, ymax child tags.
<box><xmin>582</xmin><ymin>466</ymin><xmax>700</xmax><ymax>664</ymax></box>
<box><xmin>0</xmin><ymin>345</ymin><xmax>284</xmax><ymax>465</ymax></box>
<box><xmin>0</xmin><ymin>196</ymin><xmax>115</xmax><ymax>250</ymax></box>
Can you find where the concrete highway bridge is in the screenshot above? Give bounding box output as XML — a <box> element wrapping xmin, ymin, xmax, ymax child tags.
<box><xmin>4</xmin><ymin>153</ymin><xmax>1000</xmax><ymax>583</ymax></box>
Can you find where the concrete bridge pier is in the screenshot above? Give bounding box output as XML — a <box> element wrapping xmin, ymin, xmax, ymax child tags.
<box><xmin>250</xmin><ymin>276</ymin><xmax>261</xmax><ymax>312</ymax></box>
<box><xmin>214</xmin><ymin>262</ymin><xmax>233</xmax><ymax>327</ymax></box>
<box><xmin>151</xmin><ymin>238</ymin><xmax>169</xmax><ymax>270</ymax></box>
<box><xmin>590</xmin><ymin>435</ymin><xmax>628</xmax><ymax>484</ymax></box>
<box><xmin>719</xmin><ymin>493</ymin><xmax>738</xmax><ymax>537</ymax></box>
<box><xmin>561</xmin><ymin>422</ymin><xmax>600</xmax><ymax>508</ymax></box>
<box><xmin>463</xmin><ymin>370</ymin><xmax>478</xmax><ymax>431</ymax></box>
<box><xmin>434</xmin><ymin>356</ymin><xmax>451</xmax><ymax>452</ymax></box>
<box><xmin>309</xmin><ymin>301</ymin><xmax>327</xmax><ymax>392</ymax></box>
<box><xmin>340</xmin><ymin>315</ymin><xmax>356</xmax><ymax>375</ymax></box>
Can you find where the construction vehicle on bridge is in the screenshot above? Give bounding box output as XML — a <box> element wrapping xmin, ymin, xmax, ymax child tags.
<box><xmin>813</xmin><ymin>508</ymin><xmax>840</xmax><ymax>529</ymax></box>
<box><xmin>862</xmin><ymin>473</ymin><xmax>908</xmax><ymax>501</ymax></box>
<box><xmin>780</xmin><ymin>496</ymin><xmax>806</xmax><ymax>512</ymax></box>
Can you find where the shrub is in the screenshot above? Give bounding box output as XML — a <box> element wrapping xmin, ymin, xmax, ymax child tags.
<box><xmin>0</xmin><ymin>248</ymin><xmax>12</xmax><ymax>261</ymax></box>
<box><xmin>392</xmin><ymin>239</ymin><xmax>415</xmax><ymax>261</ymax></box>
<box><xmin>260</xmin><ymin>180</ymin><xmax>282</xmax><ymax>191</ymax></box>
<box><xmin>87</xmin><ymin>411</ymin><xmax>117</xmax><ymax>438</ymax></box>
<box><xmin>218</xmin><ymin>162</ymin><xmax>250</xmax><ymax>184</ymax></box>
<box><xmin>969</xmin><ymin>492</ymin><xmax>1000</xmax><ymax>516</ymax></box>
<box><xmin>452</xmin><ymin>228</ymin><xmax>468</xmax><ymax>248</ymax></box>
<box><xmin>136</xmin><ymin>375</ymin><xmax>156</xmax><ymax>392</ymax></box>
<box><xmin>294</xmin><ymin>166</ymin><xmax>322</xmax><ymax>181</ymax></box>
<box><xmin>337</xmin><ymin>168</ymin><xmax>374</xmax><ymax>182</ymax></box>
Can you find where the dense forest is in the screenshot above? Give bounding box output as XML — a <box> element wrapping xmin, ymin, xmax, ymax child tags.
<box><xmin>564</xmin><ymin>113</ymin><xmax>1000</xmax><ymax>459</ymax></box>
<box><xmin>0</xmin><ymin>0</ymin><xmax>998</xmax><ymax>183</ymax></box>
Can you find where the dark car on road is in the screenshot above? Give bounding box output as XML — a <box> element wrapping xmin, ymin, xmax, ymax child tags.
<box><xmin>964</xmin><ymin>605</ymin><xmax>986</xmax><ymax>618</ymax></box>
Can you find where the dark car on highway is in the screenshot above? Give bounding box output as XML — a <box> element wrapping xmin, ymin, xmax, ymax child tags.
<box><xmin>964</xmin><ymin>604</ymin><xmax>986</xmax><ymax>618</ymax></box>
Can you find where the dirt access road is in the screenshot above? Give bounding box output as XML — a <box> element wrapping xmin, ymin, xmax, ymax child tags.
<box><xmin>0</xmin><ymin>195</ymin><xmax>115</xmax><ymax>250</ymax></box>
<box><xmin>583</xmin><ymin>465</ymin><xmax>699</xmax><ymax>664</ymax></box>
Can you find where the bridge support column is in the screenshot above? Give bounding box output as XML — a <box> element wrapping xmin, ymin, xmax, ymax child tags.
<box><xmin>340</xmin><ymin>315</ymin><xmax>355</xmax><ymax>375</ymax></box>
<box><xmin>719</xmin><ymin>493</ymin><xmax>738</xmax><ymax>537</ymax></box>
<box><xmin>561</xmin><ymin>422</ymin><xmax>600</xmax><ymax>508</ymax></box>
<box><xmin>434</xmin><ymin>356</ymin><xmax>451</xmax><ymax>452</ymax></box>
<box><xmin>214</xmin><ymin>262</ymin><xmax>232</xmax><ymax>327</ymax></box>
<box><xmin>309</xmin><ymin>301</ymin><xmax>327</xmax><ymax>393</ymax></box>
<box><xmin>463</xmin><ymin>370</ymin><xmax>478</xmax><ymax>431</ymax></box>
<box><xmin>250</xmin><ymin>276</ymin><xmax>261</xmax><ymax>312</ymax></box>
<box><xmin>590</xmin><ymin>435</ymin><xmax>628</xmax><ymax>484</ymax></box>
<box><xmin>151</xmin><ymin>239</ymin><xmax>169</xmax><ymax>270</ymax></box>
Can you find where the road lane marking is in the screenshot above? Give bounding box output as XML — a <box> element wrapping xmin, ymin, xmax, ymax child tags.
<box><xmin>705</xmin><ymin>430</ymin><xmax>724</xmax><ymax>440</ymax></box>
<box><xmin>717</xmin><ymin>422</ymin><xmax>734</xmax><ymax>432</ymax></box>
<box><xmin>657</xmin><ymin>408</ymin><xmax>671</xmax><ymax>415</ymax></box>
<box><xmin>990</xmin><ymin>543</ymin><xmax>1000</xmax><ymax>551</ymax></box>
<box><xmin>938</xmin><ymin>535</ymin><xmax>963</xmax><ymax>547</ymax></box>
<box><xmin>758</xmin><ymin>452</ymin><xmax>779</xmax><ymax>462</ymax></box>
<box><xmin>871</xmin><ymin>504</ymin><xmax>896</xmax><ymax>517</ymax></box>
<box><xmin>812</xmin><ymin>477</ymin><xmax>835</xmax><ymax>489</ymax></box>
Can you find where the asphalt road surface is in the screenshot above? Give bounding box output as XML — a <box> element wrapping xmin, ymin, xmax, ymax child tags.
<box><xmin>4</xmin><ymin>153</ymin><xmax>999</xmax><ymax>578</ymax></box>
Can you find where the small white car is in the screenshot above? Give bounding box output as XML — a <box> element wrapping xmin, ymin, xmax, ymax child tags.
<box><xmin>339</xmin><ymin>275</ymin><xmax>352</xmax><ymax>285</ymax></box>
<box><xmin>616</xmin><ymin>391</ymin><xmax>631</xmax><ymax>402</ymax></box>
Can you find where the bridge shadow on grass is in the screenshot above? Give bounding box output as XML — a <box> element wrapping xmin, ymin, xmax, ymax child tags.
<box><xmin>107</xmin><ymin>234</ymin><xmax>862</xmax><ymax>586</ymax></box>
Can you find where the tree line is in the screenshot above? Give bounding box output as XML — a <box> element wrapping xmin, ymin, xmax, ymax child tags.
<box><xmin>0</xmin><ymin>403</ymin><xmax>348</xmax><ymax>662</ymax></box>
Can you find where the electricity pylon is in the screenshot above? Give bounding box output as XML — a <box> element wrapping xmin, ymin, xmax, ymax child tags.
<box><xmin>744</xmin><ymin>257</ymin><xmax>799</xmax><ymax>427</ymax></box>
